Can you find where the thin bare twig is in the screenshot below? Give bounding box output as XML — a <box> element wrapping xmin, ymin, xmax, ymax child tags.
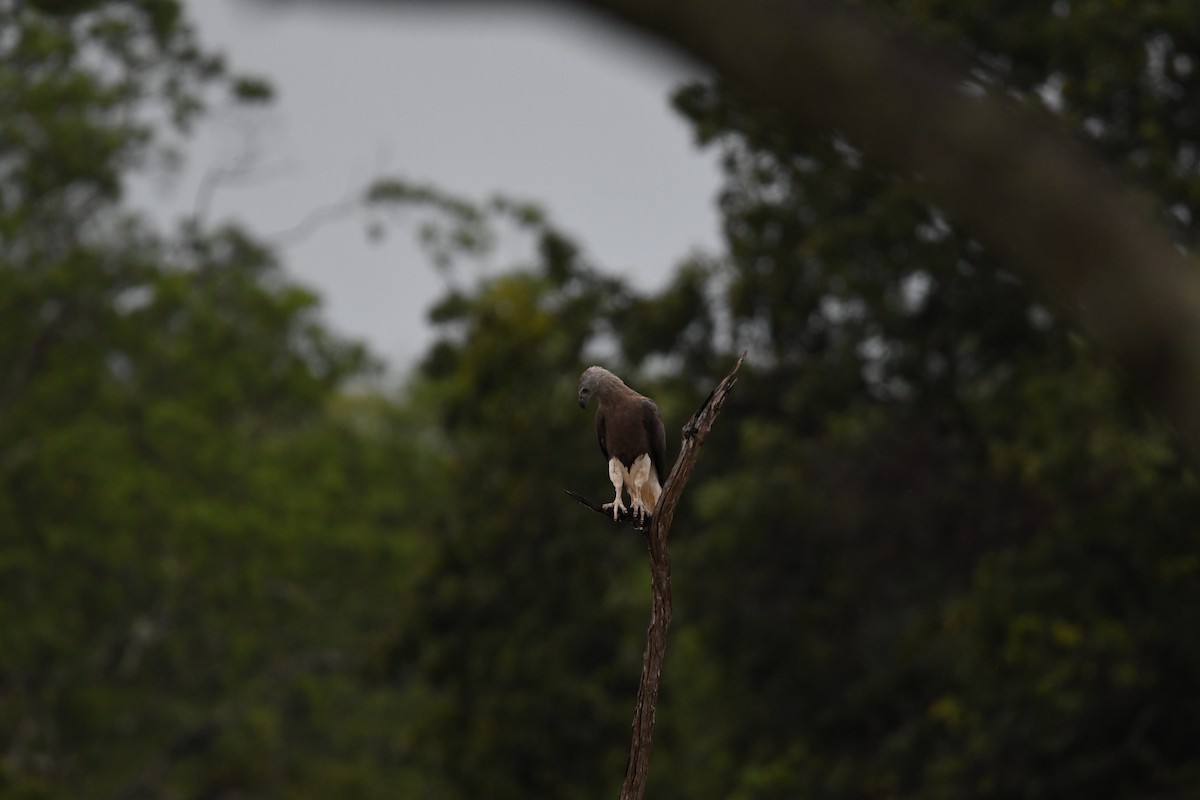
<box><xmin>267</xmin><ymin>193</ymin><xmax>363</xmax><ymax>247</ymax></box>
<box><xmin>564</xmin><ymin>489</ymin><xmax>652</xmax><ymax>529</ymax></box>
<box><xmin>192</xmin><ymin>156</ymin><xmax>297</xmax><ymax>226</ymax></box>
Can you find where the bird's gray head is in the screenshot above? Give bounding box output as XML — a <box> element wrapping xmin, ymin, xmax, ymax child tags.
<box><xmin>577</xmin><ymin>365</ymin><xmax>623</xmax><ymax>408</ymax></box>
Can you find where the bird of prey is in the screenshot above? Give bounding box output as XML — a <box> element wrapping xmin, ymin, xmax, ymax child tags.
<box><xmin>577</xmin><ymin>366</ymin><xmax>667</xmax><ymax>527</ymax></box>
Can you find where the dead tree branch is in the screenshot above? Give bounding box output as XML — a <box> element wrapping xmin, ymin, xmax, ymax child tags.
<box><xmin>617</xmin><ymin>354</ymin><xmax>744</xmax><ymax>800</ymax></box>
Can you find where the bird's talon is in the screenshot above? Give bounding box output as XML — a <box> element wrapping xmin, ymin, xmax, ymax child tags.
<box><xmin>603</xmin><ymin>499</ymin><xmax>627</xmax><ymax>522</ymax></box>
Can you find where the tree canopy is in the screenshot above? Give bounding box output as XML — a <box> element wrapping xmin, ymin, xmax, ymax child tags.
<box><xmin>4</xmin><ymin>0</ymin><xmax>1200</xmax><ymax>798</ymax></box>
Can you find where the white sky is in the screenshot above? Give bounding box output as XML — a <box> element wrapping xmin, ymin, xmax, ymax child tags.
<box><xmin>135</xmin><ymin>0</ymin><xmax>725</xmax><ymax>372</ymax></box>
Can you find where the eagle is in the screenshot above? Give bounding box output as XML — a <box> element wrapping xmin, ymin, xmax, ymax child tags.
<box><xmin>577</xmin><ymin>366</ymin><xmax>667</xmax><ymax>527</ymax></box>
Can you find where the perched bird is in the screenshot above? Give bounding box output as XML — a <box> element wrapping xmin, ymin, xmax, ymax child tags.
<box><xmin>577</xmin><ymin>366</ymin><xmax>667</xmax><ymax>527</ymax></box>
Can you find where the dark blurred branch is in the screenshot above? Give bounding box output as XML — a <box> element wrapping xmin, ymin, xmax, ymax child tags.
<box><xmin>574</xmin><ymin>0</ymin><xmax>1200</xmax><ymax>457</ymax></box>
<box><xmin>617</xmin><ymin>354</ymin><xmax>743</xmax><ymax>800</ymax></box>
<box><xmin>352</xmin><ymin>0</ymin><xmax>1200</xmax><ymax>460</ymax></box>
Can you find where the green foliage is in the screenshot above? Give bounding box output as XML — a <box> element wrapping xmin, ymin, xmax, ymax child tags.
<box><xmin>0</xmin><ymin>3</ymin><xmax>425</xmax><ymax>797</ymax></box>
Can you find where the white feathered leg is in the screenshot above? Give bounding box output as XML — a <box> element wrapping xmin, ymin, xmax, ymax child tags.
<box><xmin>602</xmin><ymin>457</ymin><xmax>627</xmax><ymax>521</ymax></box>
<box><xmin>629</xmin><ymin>454</ymin><xmax>655</xmax><ymax>526</ymax></box>
<box><xmin>643</xmin><ymin>472</ymin><xmax>662</xmax><ymax>520</ymax></box>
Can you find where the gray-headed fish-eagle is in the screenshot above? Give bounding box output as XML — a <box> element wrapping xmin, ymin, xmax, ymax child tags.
<box><xmin>577</xmin><ymin>366</ymin><xmax>667</xmax><ymax>527</ymax></box>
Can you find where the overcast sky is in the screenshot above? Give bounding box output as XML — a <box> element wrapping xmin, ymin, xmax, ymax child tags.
<box><xmin>137</xmin><ymin>0</ymin><xmax>725</xmax><ymax>371</ymax></box>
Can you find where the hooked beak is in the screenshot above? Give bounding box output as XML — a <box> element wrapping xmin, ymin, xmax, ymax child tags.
<box><xmin>577</xmin><ymin>396</ymin><xmax>587</xmax><ymax>409</ymax></box>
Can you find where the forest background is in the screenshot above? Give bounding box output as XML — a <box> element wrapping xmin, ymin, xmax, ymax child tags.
<box><xmin>3</xmin><ymin>1</ymin><xmax>1200</xmax><ymax>798</ymax></box>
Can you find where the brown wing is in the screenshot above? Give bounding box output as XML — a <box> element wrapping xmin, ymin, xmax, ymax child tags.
<box><xmin>641</xmin><ymin>398</ymin><xmax>668</xmax><ymax>482</ymax></box>
<box><xmin>595</xmin><ymin>407</ymin><xmax>610</xmax><ymax>462</ymax></box>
